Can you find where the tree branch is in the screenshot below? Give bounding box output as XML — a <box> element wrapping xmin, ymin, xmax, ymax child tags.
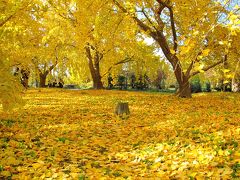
<box><xmin>141</xmin><ymin>8</ymin><xmax>158</xmax><ymax>32</ymax></box>
<box><xmin>31</xmin><ymin>57</ymin><xmax>43</xmax><ymax>75</ymax></box>
<box><xmin>114</xmin><ymin>56</ymin><xmax>134</xmax><ymax>65</ymax></box>
<box><xmin>85</xmin><ymin>43</ymin><xmax>96</xmax><ymax>79</ymax></box>
<box><xmin>169</xmin><ymin>8</ymin><xmax>178</xmax><ymax>51</ymax></box>
<box><xmin>185</xmin><ymin>51</ymin><xmax>203</xmax><ymax>77</ymax></box>
<box><xmin>190</xmin><ymin>55</ymin><xmax>227</xmax><ymax>77</ymax></box>
<box><xmin>156</xmin><ymin>1</ymin><xmax>177</xmax><ymax>51</ymax></box>
<box><xmin>44</xmin><ymin>45</ymin><xmax>60</xmax><ymax>75</ymax></box>
<box><xmin>102</xmin><ymin>57</ymin><xmax>134</xmax><ymax>77</ymax></box>
<box><xmin>0</xmin><ymin>0</ymin><xmax>33</xmax><ymax>27</ymax></box>
<box><xmin>153</xmin><ymin>5</ymin><xmax>165</xmax><ymax>31</ymax></box>
<box><xmin>0</xmin><ymin>14</ymin><xmax>15</xmax><ymax>27</ymax></box>
<box><xmin>113</xmin><ymin>0</ymin><xmax>154</xmax><ymax>33</ymax></box>
<box><xmin>156</xmin><ymin>0</ymin><xmax>171</xmax><ymax>9</ymax></box>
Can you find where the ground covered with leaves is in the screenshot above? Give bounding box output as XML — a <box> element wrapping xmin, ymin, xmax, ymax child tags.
<box><xmin>0</xmin><ymin>89</ymin><xmax>240</xmax><ymax>179</ymax></box>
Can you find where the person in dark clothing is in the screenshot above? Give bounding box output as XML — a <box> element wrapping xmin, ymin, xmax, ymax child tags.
<box><xmin>52</xmin><ymin>79</ymin><xmax>57</xmax><ymax>87</ymax></box>
<box><xmin>58</xmin><ymin>79</ymin><xmax>64</xmax><ymax>88</ymax></box>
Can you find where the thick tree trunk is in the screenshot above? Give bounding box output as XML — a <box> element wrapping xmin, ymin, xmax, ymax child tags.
<box><xmin>178</xmin><ymin>79</ymin><xmax>192</xmax><ymax>98</ymax></box>
<box><xmin>92</xmin><ymin>56</ymin><xmax>104</xmax><ymax>89</ymax></box>
<box><xmin>39</xmin><ymin>74</ymin><xmax>47</xmax><ymax>87</ymax></box>
<box><xmin>85</xmin><ymin>44</ymin><xmax>104</xmax><ymax>89</ymax></box>
<box><xmin>152</xmin><ymin>32</ymin><xmax>192</xmax><ymax>98</ymax></box>
<box><xmin>89</xmin><ymin>60</ymin><xmax>104</xmax><ymax>89</ymax></box>
<box><xmin>93</xmin><ymin>76</ymin><xmax>103</xmax><ymax>89</ymax></box>
<box><xmin>171</xmin><ymin>57</ymin><xmax>192</xmax><ymax>98</ymax></box>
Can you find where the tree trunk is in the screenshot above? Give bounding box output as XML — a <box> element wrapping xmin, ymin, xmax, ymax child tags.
<box><xmin>20</xmin><ymin>69</ymin><xmax>30</xmax><ymax>88</ymax></box>
<box><xmin>89</xmin><ymin>62</ymin><xmax>104</xmax><ymax>89</ymax></box>
<box><xmin>39</xmin><ymin>74</ymin><xmax>47</xmax><ymax>87</ymax></box>
<box><xmin>93</xmin><ymin>55</ymin><xmax>104</xmax><ymax>89</ymax></box>
<box><xmin>21</xmin><ymin>78</ymin><xmax>29</xmax><ymax>88</ymax></box>
<box><xmin>178</xmin><ymin>79</ymin><xmax>192</xmax><ymax>98</ymax></box>
<box><xmin>93</xmin><ymin>76</ymin><xmax>103</xmax><ymax>89</ymax></box>
<box><xmin>152</xmin><ymin>33</ymin><xmax>192</xmax><ymax>98</ymax></box>
<box><xmin>232</xmin><ymin>77</ymin><xmax>240</xmax><ymax>92</ymax></box>
<box><xmin>85</xmin><ymin>44</ymin><xmax>104</xmax><ymax>89</ymax></box>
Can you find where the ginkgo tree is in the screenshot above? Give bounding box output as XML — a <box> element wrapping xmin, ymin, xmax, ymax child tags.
<box><xmin>47</xmin><ymin>0</ymin><xmax>164</xmax><ymax>89</ymax></box>
<box><xmin>27</xmin><ymin>0</ymin><xmax>76</xmax><ymax>87</ymax></box>
<box><xmin>112</xmin><ymin>0</ymin><xmax>240</xmax><ymax>97</ymax></box>
<box><xmin>203</xmin><ymin>22</ymin><xmax>240</xmax><ymax>92</ymax></box>
<box><xmin>0</xmin><ymin>0</ymin><xmax>34</xmax><ymax>110</ymax></box>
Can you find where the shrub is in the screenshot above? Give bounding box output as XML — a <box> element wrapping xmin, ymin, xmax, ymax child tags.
<box><xmin>191</xmin><ymin>76</ymin><xmax>202</xmax><ymax>93</ymax></box>
<box><xmin>202</xmin><ymin>81</ymin><xmax>211</xmax><ymax>92</ymax></box>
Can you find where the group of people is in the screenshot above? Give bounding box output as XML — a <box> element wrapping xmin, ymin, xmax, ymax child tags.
<box><xmin>48</xmin><ymin>79</ymin><xmax>64</xmax><ymax>88</ymax></box>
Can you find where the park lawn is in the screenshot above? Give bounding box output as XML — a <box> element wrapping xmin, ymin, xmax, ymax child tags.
<box><xmin>0</xmin><ymin>89</ymin><xmax>240</xmax><ymax>179</ymax></box>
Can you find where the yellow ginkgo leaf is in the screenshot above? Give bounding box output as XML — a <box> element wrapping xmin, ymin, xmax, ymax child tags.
<box><xmin>7</xmin><ymin>156</ymin><xmax>20</xmax><ymax>166</ymax></box>
<box><xmin>32</xmin><ymin>163</ymin><xmax>42</xmax><ymax>170</ymax></box>
<box><xmin>219</xmin><ymin>41</ymin><xmax>225</xmax><ymax>45</ymax></box>
<box><xmin>189</xmin><ymin>172</ymin><xmax>198</xmax><ymax>178</ymax></box>
<box><xmin>222</xmin><ymin>69</ymin><xmax>230</xmax><ymax>73</ymax></box>
<box><xmin>223</xmin><ymin>80</ymin><xmax>229</xmax><ymax>84</ymax></box>
<box><xmin>202</xmin><ymin>49</ymin><xmax>210</xmax><ymax>56</ymax></box>
<box><xmin>170</xmin><ymin>49</ymin><xmax>176</xmax><ymax>55</ymax></box>
<box><xmin>229</xmin><ymin>14</ymin><xmax>238</xmax><ymax>22</ymax></box>
<box><xmin>197</xmin><ymin>55</ymin><xmax>203</xmax><ymax>60</ymax></box>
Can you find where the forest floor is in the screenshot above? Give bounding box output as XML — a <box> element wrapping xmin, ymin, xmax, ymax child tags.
<box><xmin>0</xmin><ymin>89</ymin><xmax>240</xmax><ymax>179</ymax></box>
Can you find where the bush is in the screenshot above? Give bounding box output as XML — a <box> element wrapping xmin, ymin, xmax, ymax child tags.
<box><xmin>202</xmin><ymin>81</ymin><xmax>211</xmax><ymax>92</ymax></box>
<box><xmin>205</xmin><ymin>82</ymin><xmax>211</xmax><ymax>92</ymax></box>
<box><xmin>191</xmin><ymin>76</ymin><xmax>202</xmax><ymax>93</ymax></box>
<box><xmin>117</xmin><ymin>75</ymin><xmax>126</xmax><ymax>90</ymax></box>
